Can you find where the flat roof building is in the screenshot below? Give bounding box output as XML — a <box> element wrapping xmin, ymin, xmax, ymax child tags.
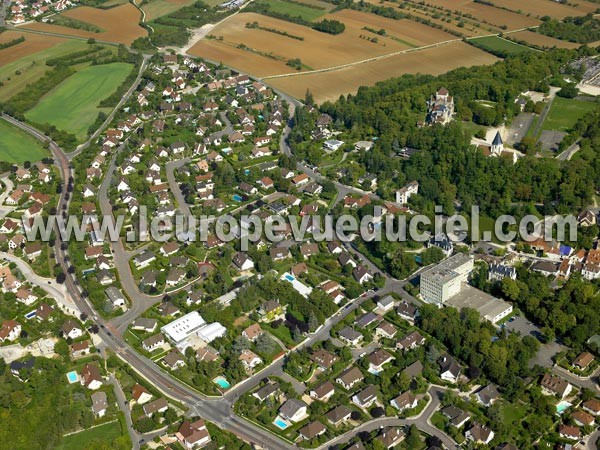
<box><xmin>161</xmin><ymin>311</ymin><xmax>206</xmax><ymax>344</ymax></box>
<box><xmin>420</xmin><ymin>254</ymin><xmax>473</xmax><ymax>305</ymax></box>
<box><xmin>445</xmin><ymin>284</ymin><xmax>513</xmax><ymax>324</ymax></box>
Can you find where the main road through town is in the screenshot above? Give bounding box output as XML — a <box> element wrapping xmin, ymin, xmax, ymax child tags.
<box><xmin>2</xmin><ymin>81</ymin><xmax>455</xmax><ymax>449</ymax></box>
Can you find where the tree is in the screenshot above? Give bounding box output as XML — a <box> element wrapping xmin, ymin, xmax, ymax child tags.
<box><xmin>405</xmin><ymin>425</ymin><xmax>421</xmax><ymax>447</ymax></box>
<box><xmin>370</xmin><ymin>406</ymin><xmax>384</xmax><ymax>418</ymax></box>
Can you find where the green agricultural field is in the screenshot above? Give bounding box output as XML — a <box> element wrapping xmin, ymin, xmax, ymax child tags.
<box><xmin>469</xmin><ymin>35</ymin><xmax>533</xmax><ymax>57</ymax></box>
<box><xmin>0</xmin><ymin>40</ymin><xmax>92</xmax><ymax>102</ymax></box>
<box><xmin>57</xmin><ymin>420</ymin><xmax>124</xmax><ymax>450</ymax></box>
<box><xmin>0</xmin><ymin>119</ymin><xmax>48</xmax><ymax>163</ymax></box>
<box><xmin>542</xmin><ymin>96</ymin><xmax>599</xmax><ymax>132</ymax></box>
<box><xmin>260</xmin><ymin>0</ymin><xmax>331</xmax><ymax>21</ymax></box>
<box><xmin>25</xmin><ymin>62</ymin><xmax>133</xmax><ymax>141</ymax></box>
<box><xmin>143</xmin><ymin>0</ymin><xmax>196</xmax><ymax>20</ymax></box>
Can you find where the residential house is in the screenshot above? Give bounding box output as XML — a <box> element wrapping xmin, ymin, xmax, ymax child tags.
<box><xmin>81</xmin><ymin>363</ymin><xmax>103</xmax><ymax>390</ymax></box>
<box><xmin>143</xmin><ymin>398</ymin><xmax>168</xmax><ymax>417</ymax></box>
<box><xmin>466</xmin><ymin>423</ymin><xmax>494</xmax><ymax>445</ymax></box>
<box><xmin>298</xmin><ymin>421</ymin><xmax>326</xmax><ymax>441</ymax></box>
<box><xmin>558</xmin><ymin>424</ymin><xmax>580</xmax><ymax>441</ymax></box>
<box><xmin>377</xmin><ymin>427</ymin><xmax>405</xmax><ymax>449</ymax></box>
<box><xmin>438</xmin><ymin>354</ymin><xmax>461</xmax><ymax>383</ymax></box>
<box><xmin>325</xmin><ymin>405</ymin><xmax>352</xmax><ymax>427</ymax></box>
<box><xmin>142</xmin><ymin>333</ymin><xmax>165</xmax><ymax>352</ymax></box>
<box><xmin>475</xmin><ymin>384</ymin><xmax>500</xmax><ymax>407</ymax></box>
<box><xmin>310</xmin><ymin>381</ymin><xmax>335</xmax><ymax>402</ymax></box>
<box><xmin>375</xmin><ymin>321</ymin><xmax>397</xmax><ymax>339</ymax></box>
<box><xmin>253</xmin><ymin>383</ymin><xmax>280</xmax><ymax>402</ymax></box>
<box><xmin>390</xmin><ymin>391</ymin><xmax>418</xmax><ymax>412</ymax></box>
<box><xmin>258</xmin><ymin>300</ymin><xmax>285</xmax><ymax>322</ymax></box>
<box><xmin>279</xmin><ymin>398</ymin><xmax>308</xmax><ymax>423</ymax></box>
<box><xmin>353</xmin><ymin>265</ymin><xmax>372</xmax><ymax>284</ymax></box>
<box><xmin>367</xmin><ymin>348</ymin><xmax>394</xmax><ymax>373</ymax></box>
<box><xmin>163</xmin><ymin>350</ymin><xmax>186</xmax><ymax>370</ymax></box>
<box><xmin>70</xmin><ymin>340</ymin><xmax>91</xmax><ymax>358</ymax></box>
<box><xmin>239</xmin><ymin>349</ymin><xmax>262</xmax><ymax>371</ymax></box>
<box><xmin>441</xmin><ymin>405</ymin><xmax>471</xmax><ymax>428</ymax></box>
<box><xmin>62</xmin><ymin>320</ymin><xmax>83</xmax><ymax>340</ymax></box>
<box><xmin>352</xmin><ymin>385</ymin><xmax>378</xmax><ymax>408</ymax></box>
<box><xmin>0</xmin><ymin>320</ymin><xmax>21</xmax><ymax>342</ymax></box>
<box><xmin>336</xmin><ymin>366</ymin><xmax>364</xmax><ymax>390</ymax></box>
<box><xmin>376</xmin><ymin>295</ymin><xmax>395</xmax><ymax>312</ymax></box>
<box><xmin>242</xmin><ymin>323</ymin><xmax>263</xmax><ymax>342</ymax></box>
<box><xmin>396</xmin><ymin>330</ymin><xmax>426</xmax><ymax>351</ymax></box>
<box><xmin>131</xmin><ymin>318</ymin><xmax>158</xmax><ymax>333</ymax></box>
<box><xmin>310</xmin><ymin>349</ymin><xmax>338</xmax><ymax>371</ymax></box>
<box><xmin>573</xmin><ymin>351</ymin><xmax>595</xmax><ymax>371</ymax></box>
<box><xmin>176</xmin><ymin>419</ymin><xmax>212</xmax><ymax>449</ymax></box>
<box><xmin>132</xmin><ymin>384</ymin><xmax>153</xmax><ymax>405</ymax></box>
<box><xmin>338</xmin><ymin>327</ymin><xmax>363</xmax><ymax>346</ymax></box>
<box><xmin>540</xmin><ymin>373</ymin><xmax>572</xmax><ymax>399</ymax></box>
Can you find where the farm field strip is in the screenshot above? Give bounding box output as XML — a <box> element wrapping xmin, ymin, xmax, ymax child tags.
<box><xmin>267</xmin><ymin>41</ymin><xmax>498</xmax><ymax>102</ymax></box>
<box><xmin>468</xmin><ymin>35</ymin><xmax>539</xmax><ymax>56</ymax></box>
<box><xmin>0</xmin><ymin>38</ymin><xmax>91</xmax><ymax>102</ymax></box>
<box><xmin>0</xmin><ymin>31</ymin><xmax>67</xmax><ymax>65</ymax></box>
<box><xmin>194</xmin><ymin>12</ymin><xmax>413</xmax><ymax>70</ymax></box>
<box><xmin>407</xmin><ymin>0</ymin><xmax>540</xmax><ymax>30</ymax></box>
<box><xmin>257</xmin><ymin>0</ymin><xmax>332</xmax><ymax>21</ymax></box>
<box><xmin>508</xmin><ymin>30</ymin><xmax>579</xmax><ymax>49</ymax></box>
<box><xmin>489</xmin><ymin>0</ymin><xmax>598</xmax><ymax>19</ymax></box>
<box><xmin>143</xmin><ymin>0</ymin><xmax>195</xmax><ymax>21</ymax></box>
<box><xmin>25</xmin><ymin>62</ymin><xmax>134</xmax><ymax>141</ymax></box>
<box><xmin>0</xmin><ymin>119</ymin><xmax>49</xmax><ymax>163</ymax></box>
<box><xmin>21</xmin><ymin>4</ymin><xmax>147</xmax><ymax>45</ymax></box>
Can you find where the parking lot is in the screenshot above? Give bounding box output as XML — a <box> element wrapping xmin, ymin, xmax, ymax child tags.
<box><xmin>504</xmin><ymin>315</ymin><xmax>566</xmax><ymax>367</ymax></box>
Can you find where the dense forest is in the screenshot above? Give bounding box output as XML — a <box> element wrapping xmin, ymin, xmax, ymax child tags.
<box><xmin>538</xmin><ymin>14</ymin><xmax>600</xmax><ymax>44</ymax></box>
<box><xmin>291</xmin><ymin>47</ymin><xmax>600</xmax><ymax>218</ymax></box>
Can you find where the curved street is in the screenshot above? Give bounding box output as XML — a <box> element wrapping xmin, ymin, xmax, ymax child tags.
<box><xmin>1</xmin><ymin>71</ymin><xmax>457</xmax><ymax>450</ymax></box>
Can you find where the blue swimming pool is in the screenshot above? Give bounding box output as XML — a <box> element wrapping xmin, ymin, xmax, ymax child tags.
<box><xmin>285</xmin><ymin>274</ymin><xmax>295</xmax><ymax>282</ymax></box>
<box><xmin>556</xmin><ymin>401</ymin><xmax>571</xmax><ymax>414</ymax></box>
<box><xmin>24</xmin><ymin>311</ymin><xmax>36</xmax><ymax>319</ymax></box>
<box><xmin>244</xmin><ymin>169</ymin><xmax>250</xmax><ymax>175</ymax></box>
<box><xmin>213</xmin><ymin>376</ymin><xmax>230</xmax><ymax>389</ymax></box>
<box><xmin>274</xmin><ymin>418</ymin><xmax>289</xmax><ymax>430</ymax></box>
<box><xmin>233</xmin><ymin>194</ymin><xmax>243</xmax><ymax>202</ymax></box>
<box><xmin>66</xmin><ymin>371</ymin><xmax>78</xmax><ymax>383</ymax></box>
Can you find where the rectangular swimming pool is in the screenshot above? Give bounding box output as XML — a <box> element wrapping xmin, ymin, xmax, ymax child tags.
<box><xmin>213</xmin><ymin>376</ymin><xmax>230</xmax><ymax>389</ymax></box>
<box><xmin>66</xmin><ymin>371</ymin><xmax>78</xmax><ymax>384</ymax></box>
<box><xmin>273</xmin><ymin>418</ymin><xmax>289</xmax><ymax>430</ymax></box>
<box><xmin>285</xmin><ymin>274</ymin><xmax>295</xmax><ymax>282</ymax></box>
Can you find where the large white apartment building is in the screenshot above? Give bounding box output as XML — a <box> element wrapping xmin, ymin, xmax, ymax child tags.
<box><xmin>420</xmin><ymin>253</ymin><xmax>474</xmax><ymax>305</ymax></box>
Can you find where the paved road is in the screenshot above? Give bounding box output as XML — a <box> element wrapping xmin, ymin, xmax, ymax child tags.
<box><xmin>108</xmin><ymin>374</ymin><xmax>142</xmax><ymax>450</ymax></box>
<box><xmin>0</xmin><ymin>0</ymin><xmax>10</xmax><ymax>26</ymax></box>
<box><xmin>556</xmin><ymin>141</ymin><xmax>580</xmax><ymax>161</ymax></box>
<box><xmin>3</xmin><ymin>82</ymin><xmax>452</xmax><ymax>450</ymax></box>
<box><xmin>0</xmin><ymin>251</ymin><xmax>81</xmax><ymax>315</ymax></box>
<box><xmin>315</xmin><ymin>386</ymin><xmax>455</xmax><ymax>450</ymax></box>
<box><xmin>165</xmin><ymin>158</ymin><xmax>192</xmax><ymax>216</ymax></box>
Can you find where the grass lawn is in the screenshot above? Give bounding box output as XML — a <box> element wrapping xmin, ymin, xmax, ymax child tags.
<box><xmin>0</xmin><ymin>119</ymin><xmax>48</xmax><ymax>163</ymax></box>
<box><xmin>469</xmin><ymin>35</ymin><xmax>533</xmax><ymax>56</ymax></box>
<box><xmin>260</xmin><ymin>0</ymin><xmax>330</xmax><ymax>21</ymax></box>
<box><xmin>25</xmin><ymin>62</ymin><xmax>133</xmax><ymax>141</ymax></box>
<box><xmin>143</xmin><ymin>0</ymin><xmax>195</xmax><ymax>21</ymax></box>
<box><xmin>57</xmin><ymin>421</ymin><xmax>123</xmax><ymax>450</ymax></box>
<box><xmin>541</xmin><ymin>96</ymin><xmax>599</xmax><ymax>132</ymax></box>
<box><xmin>0</xmin><ymin>39</ymin><xmax>92</xmax><ymax>102</ymax></box>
